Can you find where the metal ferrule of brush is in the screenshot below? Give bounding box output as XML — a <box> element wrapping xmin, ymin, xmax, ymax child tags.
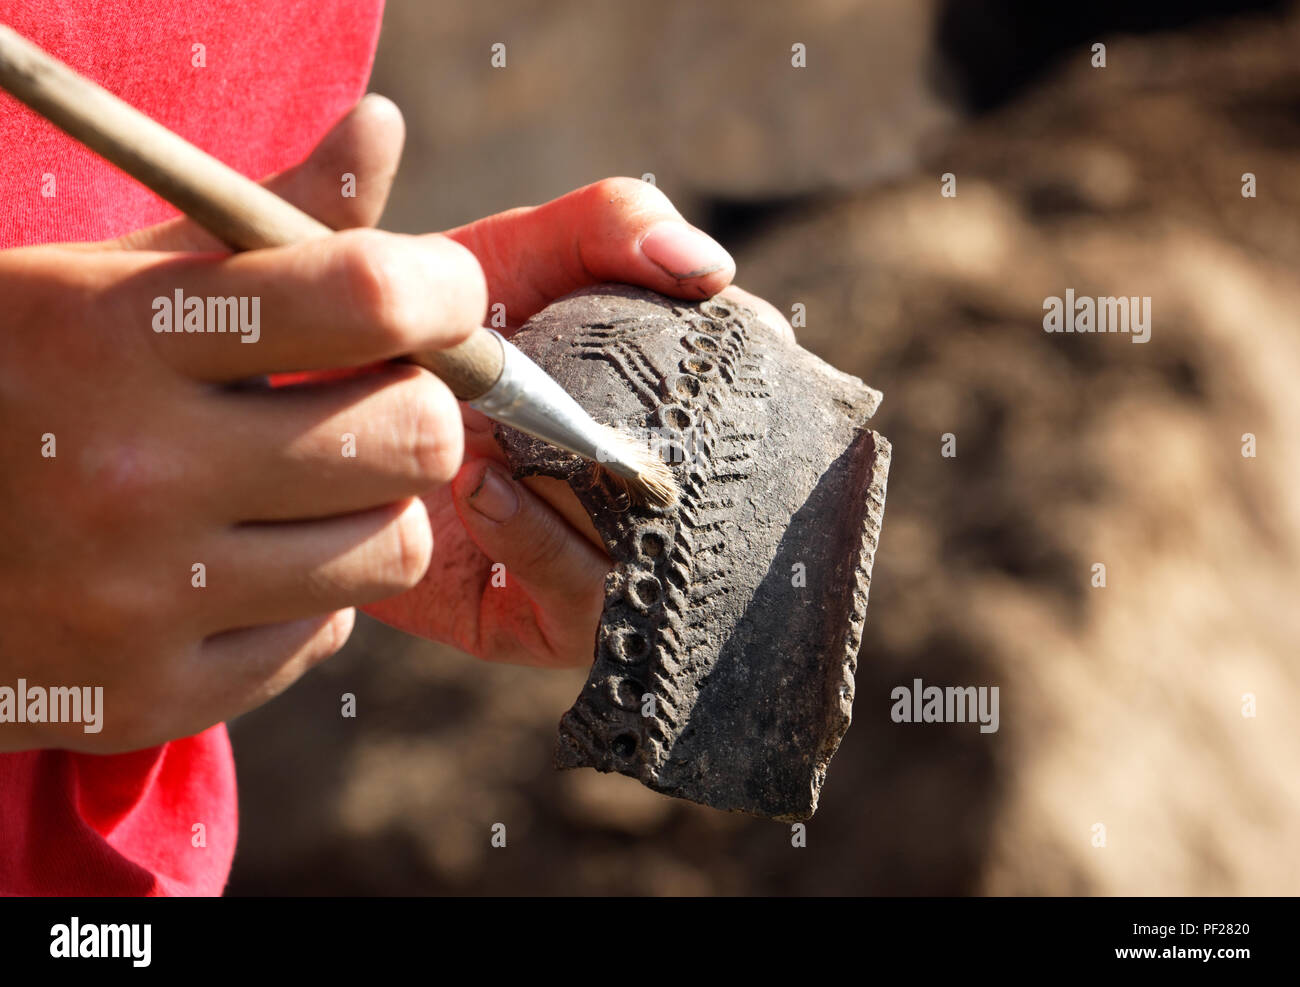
<box><xmin>469</xmin><ymin>330</ymin><xmax>639</xmax><ymax>481</ymax></box>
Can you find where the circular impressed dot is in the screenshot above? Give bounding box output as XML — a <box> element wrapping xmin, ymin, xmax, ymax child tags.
<box><xmin>640</xmin><ymin>532</ymin><xmax>666</xmax><ymax>557</ymax></box>
<box><xmin>609</xmin><ymin>677</ymin><xmax>645</xmax><ymax>710</ymax></box>
<box><xmin>633</xmin><ymin>576</ymin><xmax>661</xmax><ymax>606</ymax></box>
<box><xmin>606</xmin><ymin>626</ymin><xmax>650</xmax><ymax>664</ymax></box>
<box><xmin>686</xmin><ymin>332</ymin><xmax>720</xmax><ymax>354</ymax></box>
<box><xmin>682</xmin><ymin>356</ymin><xmax>717</xmax><ymax>376</ymax></box>
<box><xmin>659</xmin><ymin>405</ymin><xmax>692</xmax><ymax>430</ymax></box>
<box><xmin>674</xmin><ymin>375</ymin><xmax>701</xmax><ymax>399</ymax></box>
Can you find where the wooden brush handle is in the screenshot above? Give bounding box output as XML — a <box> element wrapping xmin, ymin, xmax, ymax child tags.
<box><xmin>0</xmin><ymin>23</ymin><xmax>503</xmax><ymax>400</ymax></box>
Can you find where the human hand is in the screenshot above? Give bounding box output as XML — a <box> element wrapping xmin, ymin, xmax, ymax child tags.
<box><xmin>365</xmin><ymin>177</ymin><xmax>794</xmax><ymax>668</ymax></box>
<box><xmin>0</xmin><ymin>95</ymin><xmax>483</xmax><ymax>752</ymax></box>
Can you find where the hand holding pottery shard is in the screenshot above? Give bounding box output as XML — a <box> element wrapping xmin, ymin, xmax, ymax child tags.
<box><xmin>495</xmin><ymin>285</ymin><xmax>890</xmax><ymax>821</ymax></box>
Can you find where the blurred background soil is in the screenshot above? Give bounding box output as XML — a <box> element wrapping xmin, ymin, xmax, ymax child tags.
<box><xmin>227</xmin><ymin>0</ymin><xmax>1300</xmax><ymax>895</ymax></box>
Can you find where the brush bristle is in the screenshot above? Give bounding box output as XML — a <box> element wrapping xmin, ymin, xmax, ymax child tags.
<box><xmin>617</xmin><ymin>450</ymin><xmax>681</xmax><ymax>508</ymax></box>
<box><xmin>590</xmin><ymin>426</ymin><xmax>681</xmax><ymax>509</ymax></box>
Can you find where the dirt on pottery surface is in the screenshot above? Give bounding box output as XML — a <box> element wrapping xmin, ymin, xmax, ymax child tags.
<box><xmin>227</xmin><ymin>1</ymin><xmax>1300</xmax><ymax>894</ymax></box>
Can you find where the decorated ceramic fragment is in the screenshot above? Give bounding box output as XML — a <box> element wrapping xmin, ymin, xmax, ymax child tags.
<box><xmin>496</xmin><ymin>284</ymin><xmax>890</xmax><ymax>820</ymax></box>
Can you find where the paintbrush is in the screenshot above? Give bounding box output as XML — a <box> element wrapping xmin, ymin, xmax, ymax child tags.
<box><xmin>0</xmin><ymin>23</ymin><xmax>679</xmax><ymax>508</ymax></box>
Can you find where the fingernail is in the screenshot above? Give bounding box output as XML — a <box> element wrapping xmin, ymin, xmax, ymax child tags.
<box><xmin>468</xmin><ymin>464</ymin><xmax>519</xmax><ymax>522</ymax></box>
<box><xmin>640</xmin><ymin>222</ymin><xmax>733</xmax><ymax>280</ymax></box>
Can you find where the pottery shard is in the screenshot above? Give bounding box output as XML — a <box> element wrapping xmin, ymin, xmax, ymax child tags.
<box><xmin>496</xmin><ymin>284</ymin><xmax>890</xmax><ymax>821</ymax></box>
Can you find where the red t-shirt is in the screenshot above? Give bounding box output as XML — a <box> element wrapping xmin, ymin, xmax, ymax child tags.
<box><xmin>0</xmin><ymin>0</ymin><xmax>384</xmax><ymax>895</ymax></box>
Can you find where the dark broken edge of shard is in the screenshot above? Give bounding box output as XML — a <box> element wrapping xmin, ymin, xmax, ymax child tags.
<box><xmin>496</xmin><ymin>284</ymin><xmax>890</xmax><ymax>821</ymax></box>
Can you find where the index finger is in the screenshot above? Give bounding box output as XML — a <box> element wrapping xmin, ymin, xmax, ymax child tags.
<box><xmin>104</xmin><ymin>229</ymin><xmax>487</xmax><ymax>382</ymax></box>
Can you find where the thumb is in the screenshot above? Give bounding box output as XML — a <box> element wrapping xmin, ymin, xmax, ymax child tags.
<box><xmin>453</xmin><ymin>459</ymin><xmax>609</xmax><ymax>662</ymax></box>
<box><xmin>113</xmin><ymin>93</ymin><xmax>405</xmax><ymax>252</ymax></box>
<box><xmin>445</xmin><ymin>177</ymin><xmax>736</xmax><ymax>327</ymax></box>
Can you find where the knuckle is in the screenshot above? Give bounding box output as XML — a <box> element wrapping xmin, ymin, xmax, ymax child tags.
<box><xmin>586</xmin><ymin>175</ymin><xmax>673</xmax><ymax>215</ymax></box>
<box><xmin>588</xmin><ymin>175</ymin><xmax>642</xmax><ymax>204</ymax></box>
<box><xmin>74</xmin><ymin>441</ymin><xmax>188</xmax><ymax>530</ymax></box>
<box><xmin>386</xmin><ymin>500</ymin><xmax>434</xmax><ymax>589</ymax></box>
<box><xmin>80</xmin><ymin>572</ymin><xmax>166</xmax><ymax>645</ymax></box>
<box><xmin>324</xmin><ymin>607</ymin><xmax>357</xmax><ymax>653</ymax></box>
<box><xmin>427</xmin><ymin>234</ymin><xmax>488</xmax><ymax>340</ymax></box>
<box><xmin>404</xmin><ymin>377</ymin><xmax>463</xmax><ymax>486</ymax></box>
<box><xmin>306</xmin><ymin>609</ymin><xmax>356</xmax><ymax>666</ymax></box>
<box><xmin>337</xmin><ymin>230</ymin><xmax>420</xmax><ymax>346</ymax></box>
